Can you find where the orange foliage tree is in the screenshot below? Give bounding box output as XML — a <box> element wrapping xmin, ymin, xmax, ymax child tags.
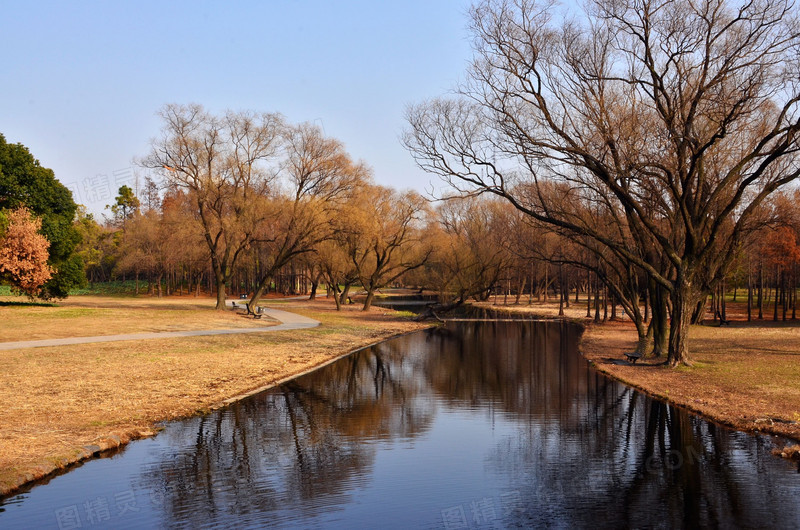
<box><xmin>0</xmin><ymin>206</ymin><xmax>53</xmax><ymax>296</ymax></box>
<box><xmin>764</xmin><ymin>226</ymin><xmax>800</xmax><ymax>269</ymax></box>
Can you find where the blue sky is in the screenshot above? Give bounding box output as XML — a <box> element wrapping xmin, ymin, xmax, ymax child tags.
<box><xmin>1</xmin><ymin>1</ymin><xmax>474</xmax><ymax>215</ymax></box>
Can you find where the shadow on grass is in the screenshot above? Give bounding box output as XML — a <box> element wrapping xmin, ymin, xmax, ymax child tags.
<box><xmin>0</xmin><ymin>300</ymin><xmax>56</xmax><ymax>307</ymax></box>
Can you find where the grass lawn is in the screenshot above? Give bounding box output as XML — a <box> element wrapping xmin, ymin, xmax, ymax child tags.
<box><xmin>0</xmin><ymin>294</ymin><xmax>428</xmax><ymax>496</ymax></box>
<box><xmin>0</xmin><ymin>295</ymin><xmax>273</xmax><ymax>342</ymax></box>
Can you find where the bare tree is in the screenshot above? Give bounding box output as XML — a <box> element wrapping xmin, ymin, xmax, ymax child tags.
<box><xmin>246</xmin><ymin>123</ymin><xmax>368</xmax><ymax>309</ymax></box>
<box><xmin>405</xmin><ymin>0</ymin><xmax>800</xmax><ymax>365</ymax></box>
<box><xmin>339</xmin><ymin>185</ymin><xmax>432</xmax><ymax>310</ymax></box>
<box><xmin>141</xmin><ymin>104</ymin><xmax>283</xmax><ymax>309</ymax></box>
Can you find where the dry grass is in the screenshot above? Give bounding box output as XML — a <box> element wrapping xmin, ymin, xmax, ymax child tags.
<box><xmin>0</xmin><ymin>295</ymin><xmax>273</xmax><ymax>342</ymax></box>
<box><xmin>483</xmin><ymin>299</ymin><xmax>800</xmax><ymax>444</ymax></box>
<box><xmin>0</xmin><ymin>295</ymin><xmax>428</xmax><ymax>495</ymax></box>
<box><xmin>580</xmin><ymin>320</ymin><xmax>800</xmax><ymax>440</ymax></box>
<box><xmin>474</xmin><ymin>298</ymin><xmax>594</xmax><ymax>321</ymax></box>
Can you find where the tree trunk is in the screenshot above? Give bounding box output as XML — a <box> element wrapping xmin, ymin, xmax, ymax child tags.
<box><xmin>515</xmin><ymin>275</ymin><xmax>526</xmax><ymax>305</ymax></box>
<box><xmin>648</xmin><ymin>279</ymin><xmax>668</xmax><ymax>357</ymax></box>
<box><xmin>747</xmin><ymin>263</ymin><xmax>752</xmax><ymax>322</ymax></box>
<box><xmin>593</xmin><ymin>277</ymin><xmax>601</xmax><ymax>323</ymax></box>
<box><xmin>309</xmin><ymin>278</ymin><xmax>319</xmax><ymax>300</ymax></box>
<box><xmin>247</xmin><ymin>272</ymin><xmax>277</xmax><ymax>314</ymax></box>
<box><xmin>309</xmin><ymin>272</ymin><xmax>322</xmax><ymax>301</ymax></box>
<box><xmin>782</xmin><ymin>273</ymin><xmax>787</xmax><ymax>321</ymax></box>
<box><xmin>757</xmin><ymin>261</ymin><xmax>764</xmax><ymax>319</ymax></box>
<box><xmin>362</xmin><ymin>289</ymin><xmax>376</xmax><ymax>311</ymax></box>
<box><xmin>215</xmin><ymin>277</ymin><xmax>226</xmax><ymax>310</ymax></box>
<box><xmin>774</xmin><ymin>265</ymin><xmax>780</xmax><ymax>321</ymax></box>
<box><xmin>339</xmin><ymin>283</ymin><xmax>352</xmax><ymax>306</ymax></box>
<box><xmin>328</xmin><ymin>282</ymin><xmax>342</xmax><ymax>310</ymax></box>
<box><xmin>210</xmin><ymin>255</ymin><xmax>228</xmax><ymax>310</ymax></box>
<box><xmin>528</xmin><ymin>270</ymin><xmax>534</xmax><ymax>305</ymax></box>
<box><xmin>586</xmin><ymin>274</ymin><xmax>592</xmax><ymax>318</ymax></box>
<box><xmin>667</xmin><ymin>275</ymin><xmax>696</xmax><ymax>367</ymax></box>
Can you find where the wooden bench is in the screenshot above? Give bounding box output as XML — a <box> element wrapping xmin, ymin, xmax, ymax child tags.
<box><xmin>624</xmin><ymin>352</ymin><xmax>642</xmax><ymax>364</ymax></box>
<box><xmin>244</xmin><ymin>302</ymin><xmax>263</xmax><ymax>319</ymax></box>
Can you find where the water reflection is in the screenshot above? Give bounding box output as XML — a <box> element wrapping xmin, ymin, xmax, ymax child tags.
<box><xmin>1</xmin><ymin>321</ymin><xmax>798</xmax><ymax>529</ymax></box>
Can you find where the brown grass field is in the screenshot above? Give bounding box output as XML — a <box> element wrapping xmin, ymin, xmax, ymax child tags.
<box><xmin>0</xmin><ymin>294</ymin><xmax>428</xmax><ymax>496</ymax></box>
<box><xmin>0</xmin><ymin>296</ymin><xmax>273</xmax><ymax>342</ymax></box>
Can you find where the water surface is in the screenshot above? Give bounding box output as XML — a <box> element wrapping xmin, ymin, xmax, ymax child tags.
<box><xmin>2</xmin><ymin>321</ymin><xmax>798</xmax><ymax>528</ymax></box>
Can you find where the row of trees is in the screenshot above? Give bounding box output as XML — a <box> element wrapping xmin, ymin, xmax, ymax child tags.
<box><xmin>73</xmin><ymin>105</ymin><xmax>433</xmax><ymax>312</ymax></box>
<box><xmin>84</xmin><ymin>162</ymin><xmax>800</xmax><ymax>327</ymax></box>
<box><xmin>5</xmin><ymin>0</ymin><xmax>800</xmax><ymax>369</ymax></box>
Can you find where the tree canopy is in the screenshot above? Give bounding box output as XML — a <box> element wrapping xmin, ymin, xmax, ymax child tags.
<box><xmin>0</xmin><ymin>206</ymin><xmax>53</xmax><ymax>296</ymax></box>
<box><xmin>0</xmin><ymin>134</ymin><xmax>84</xmax><ymax>298</ymax></box>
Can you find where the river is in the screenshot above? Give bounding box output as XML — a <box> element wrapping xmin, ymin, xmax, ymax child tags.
<box><xmin>1</xmin><ymin>320</ymin><xmax>798</xmax><ymax>528</ymax></box>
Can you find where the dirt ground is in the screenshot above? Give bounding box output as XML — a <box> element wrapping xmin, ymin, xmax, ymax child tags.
<box><xmin>0</xmin><ymin>295</ymin><xmax>428</xmax><ymax>496</ymax></box>
<box><xmin>479</xmin><ymin>298</ymin><xmax>800</xmax><ymax>444</ymax></box>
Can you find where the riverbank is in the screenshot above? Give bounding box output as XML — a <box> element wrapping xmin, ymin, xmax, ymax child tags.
<box><xmin>474</xmin><ymin>300</ymin><xmax>800</xmax><ymax>444</ymax></box>
<box><xmin>0</xmin><ymin>295</ymin><xmax>428</xmax><ymax>497</ymax></box>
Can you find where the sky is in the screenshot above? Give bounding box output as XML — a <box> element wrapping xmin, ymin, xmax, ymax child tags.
<box><xmin>1</xmin><ymin>1</ymin><xmax>474</xmax><ymax>216</ymax></box>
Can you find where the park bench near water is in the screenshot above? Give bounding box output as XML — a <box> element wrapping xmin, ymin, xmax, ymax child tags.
<box><xmin>624</xmin><ymin>352</ymin><xmax>642</xmax><ymax>364</ymax></box>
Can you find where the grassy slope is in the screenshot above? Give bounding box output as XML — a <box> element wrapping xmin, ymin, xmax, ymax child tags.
<box><xmin>0</xmin><ymin>295</ymin><xmax>428</xmax><ymax>495</ymax></box>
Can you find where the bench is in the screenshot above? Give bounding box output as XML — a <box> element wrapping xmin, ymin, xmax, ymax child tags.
<box><xmin>231</xmin><ymin>301</ymin><xmax>238</xmax><ymax>309</ymax></box>
<box><xmin>244</xmin><ymin>302</ymin><xmax>263</xmax><ymax>319</ymax></box>
<box><xmin>624</xmin><ymin>352</ymin><xmax>642</xmax><ymax>364</ymax></box>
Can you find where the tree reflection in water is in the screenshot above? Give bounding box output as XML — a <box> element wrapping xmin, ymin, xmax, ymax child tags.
<box><xmin>99</xmin><ymin>321</ymin><xmax>800</xmax><ymax>527</ymax></box>
<box><xmin>136</xmin><ymin>345</ymin><xmax>436</xmax><ymax>526</ymax></box>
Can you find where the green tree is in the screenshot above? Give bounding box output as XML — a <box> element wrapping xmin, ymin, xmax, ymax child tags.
<box><xmin>0</xmin><ymin>133</ymin><xmax>85</xmax><ymax>298</ymax></box>
<box><xmin>108</xmin><ymin>185</ymin><xmax>140</xmax><ymax>226</ymax></box>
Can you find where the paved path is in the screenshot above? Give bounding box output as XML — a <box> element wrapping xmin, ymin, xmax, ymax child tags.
<box><xmin>0</xmin><ymin>307</ymin><xmax>320</xmax><ymax>351</ymax></box>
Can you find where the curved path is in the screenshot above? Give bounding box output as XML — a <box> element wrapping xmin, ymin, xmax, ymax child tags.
<box><xmin>0</xmin><ymin>307</ymin><xmax>320</xmax><ymax>351</ymax></box>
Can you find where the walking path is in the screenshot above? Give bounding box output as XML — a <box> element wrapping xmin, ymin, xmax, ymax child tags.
<box><xmin>0</xmin><ymin>307</ymin><xmax>320</xmax><ymax>351</ymax></box>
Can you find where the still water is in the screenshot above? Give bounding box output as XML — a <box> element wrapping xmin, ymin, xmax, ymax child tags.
<box><xmin>2</xmin><ymin>321</ymin><xmax>799</xmax><ymax>528</ymax></box>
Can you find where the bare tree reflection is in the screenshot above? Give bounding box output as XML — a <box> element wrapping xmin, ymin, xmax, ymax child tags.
<box><xmin>131</xmin><ymin>321</ymin><xmax>798</xmax><ymax>528</ymax></box>
<box><xmin>135</xmin><ymin>346</ymin><xmax>434</xmax><ymax>526</ymax></box>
